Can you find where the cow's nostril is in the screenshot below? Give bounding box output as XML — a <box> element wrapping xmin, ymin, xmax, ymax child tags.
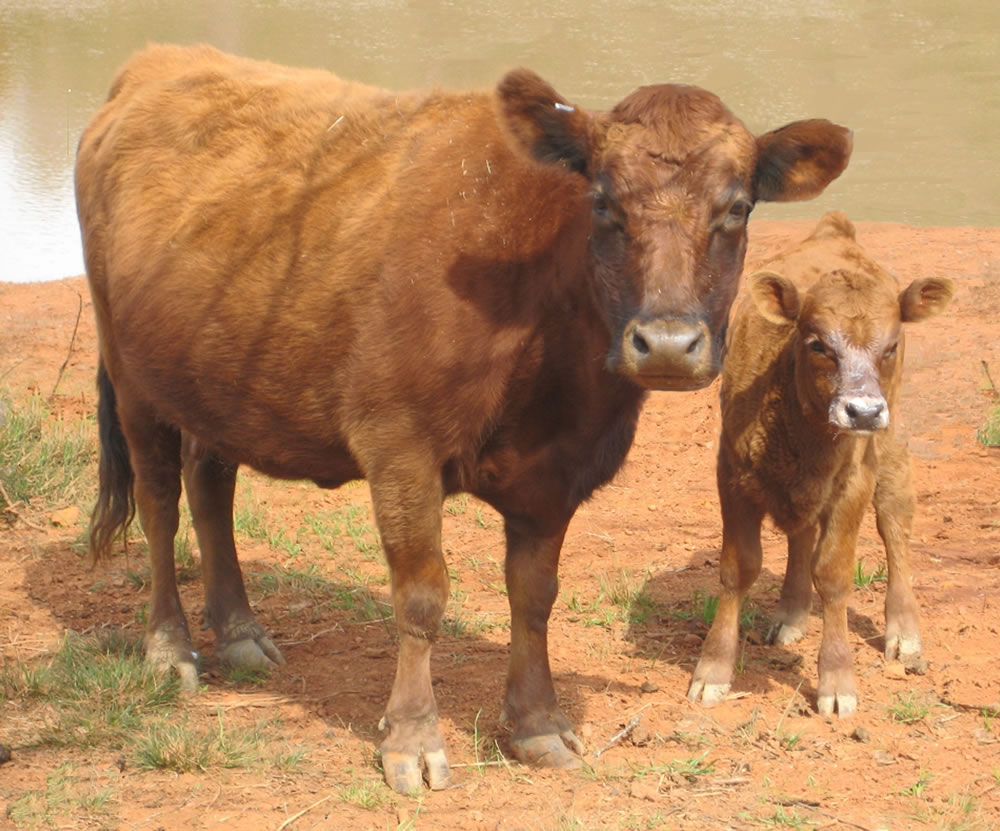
<box><xmin>632</xmin><ymin>330</ymin><xmax>650</xmax><ymax>356</ymax></box>
<box><xmin>686</xmin><ymin>330</ymin><xmax>705</xmax><ymax>355</ymax></box>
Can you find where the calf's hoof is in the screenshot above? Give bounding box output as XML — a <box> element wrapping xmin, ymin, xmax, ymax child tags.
<box><xmin>884</xmin><ymin>631</ymin><xmax>921</xmax><ymax>663</ymax></box>
<box><xmin>378</xmin><ymin>715</ymin><xmax>451</xmax><ymax>793</ymax></box>
<box><xmin>816</xmin><ymin>671</ymin><xmax>858</xmax><ymax>717</ymax></box>
<box><xmin>218</xmin><ymin>624</ymin><xmax>285</xmax><ymax>670</ymax></box>
<box><xmin>511</xmin><ymin>731</ymin><xmax>584</xmax><ymax>770</ymax></box>
<box><xmin>767</xmin><ymin>621</ymin><xmax>807</xmax><ymax>646</ymax></box>
<box><xmin>687</xmin><ymin>677</ymin><xmax>731</xmax><ymax>707</ymax></box>
<box><xmin>144</xmin><ymin>626</ymin><xmax>199</xmax><ymax>694</ymax></box>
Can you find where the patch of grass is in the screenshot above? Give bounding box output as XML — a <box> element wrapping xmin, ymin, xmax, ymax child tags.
<box><xmin>900</xmin><ymin>771</ymin><xmax>933</xmax><ymax>797</ymax></box>
<box><xmin>854</xmin><ymin>557</ymin><xmax>887</xmax><ymax>588</ymax></box>
<box><xmin>134</xmin><ymin>712</ymin><xmax>297</xmax><ymax>772</ymax></box>
<box><xmin>758</xmin><ymin>805</ymin><xmax>808</xmax><ymax>828</ymax></box>
<box><xmin>445</xmin><ymin>494</ymin><xmax>469</xmax><ymax>516</ymax></box>
<box><xmin>303</xmin><ymin>503</ymin><xmax>381</xmax><ymax>559</ymax></box>
<box><xmin>221</xmin><ymin>666</ymin><xmax>271</xmax><ymax>686</ymax></box>
<box><xmin>976</xmin><ymin>402</ymin><xmax>1000</xmax><ymax>447</ymax></box>
<box><xmin>338</xmin><ymin>778</ymin><xmax>388</xmax><ymax>809</ymax></box>
<box><xmin>598</xmin><ymin>570</ymin><xmax>657</xmax><ymax>625</ymax></box>
<box><xmin>629</xmin><ymin>751</ymin><xmax>715</xmax><ymax>780</ymax></box>
<box><xmin>887</xmin><ymin>691</ymin><xmax>931</xmax><ymax>724</ymax></box>
<box><xmin>0</xmin><ymin>391</ymin><xmax>95</xmax><ymax>510</ymax></box>
<box><xmin>233</xmin><ymin>489</ymin><xmax>302</xmax><ymax>557</ymax></box>
<box><xmin>675</xmin><ymin>589</ymin><xmax>720</xmax><ymax>627</ymax></box>
<box><xmin>4</xmin><ymin>630</ymin><xmax>179</xmax><ymax>749</ymax></box>
<box><xmin>440</xmin><ymin>611</ymin><xmax>494</xmax><ymax>639</ymax></box>
<box><xmin>7</xmin><ymin>763</ymin><xmax>118</xmax><ymax>830</ymax></box>
<box><xmin>248</xmin><ymin>563</ymin><xmax>391</xmax><ymax>623</ymax></box>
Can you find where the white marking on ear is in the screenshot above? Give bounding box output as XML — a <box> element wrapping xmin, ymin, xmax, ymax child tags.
<box><xmin>554</xmin><ymin>102</ymin><xmax>575</xmax><ymax>112</ymax></box>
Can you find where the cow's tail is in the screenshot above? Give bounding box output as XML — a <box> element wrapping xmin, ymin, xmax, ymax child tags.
<box><xmin>89</xmin><ymin>360</ymin><xmax>135</xmax><ymax>562</ymax></box>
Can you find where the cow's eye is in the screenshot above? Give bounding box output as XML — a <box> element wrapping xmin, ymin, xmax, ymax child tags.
<box><xmin>719</xmin><ymin>199</ymin><xmax>751</xmax><ymax>231</ymax></box>
<box><xmin>883</xmin><ymin>342</ymin><xmax>898</xmax><ymax>360</ymax></box>
<box><xmin>809</xmin><ymin>337</ymin><xmax>828</xmax><ymax>356</ymax></box>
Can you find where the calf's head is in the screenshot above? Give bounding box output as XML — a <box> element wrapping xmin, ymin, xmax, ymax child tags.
<box><xmin>748</xmin><ymin>252</ymin><xmax>954</xmax><ymax>434</ymax></box>
<box><xmin>496</xmin><ymin>69</ymin><xmax>853</xmax><ymax>390</ymax></box>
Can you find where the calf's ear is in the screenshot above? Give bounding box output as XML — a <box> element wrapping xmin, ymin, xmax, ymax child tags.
<box><xmin>899</xmin><ymin>277</ymin><xmax>955</xmax><ymax>323</ymax></box>
<box><xmin>497</xmin><ymin>69</ymin><xmax>593</xmax><ymax>176</ymax></box>
<box><xmin>753</xmin><ymin>120</ymin><xmax>853</xmax><ymax>203</ymax></box>
<box><xmin>748</xmin><ymin>270</ymin><xmax>801</xmax><ymax>325</ymax></box>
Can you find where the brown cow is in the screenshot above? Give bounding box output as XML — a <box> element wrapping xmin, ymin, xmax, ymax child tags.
<box><xmin>75</xmin><ymin>44</ymin><xmax>851</xmax><ymax>790</ymax></box>
<box><xmin>688</xmin><ymin>212</ymin><xmax>953</xmax><ymax>717</ymax></box>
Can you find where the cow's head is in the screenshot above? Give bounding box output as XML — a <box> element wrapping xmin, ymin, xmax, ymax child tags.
<box><xmin>747</xmin><ymin>215</ymin><xmax>954</xmax><ymax>433</ymax></box>
<box><xmin>496</xmin><ymin>69</ymin><xmax>853</xmax><ymax>391</ymax></box>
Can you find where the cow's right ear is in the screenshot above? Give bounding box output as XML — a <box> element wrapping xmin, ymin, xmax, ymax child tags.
<box><xmin>497</xmin><ymin>69</ymin><xmax>592</xmax><ymax>176</ymax></box>
<box><xmin>748</xmin><ymin>270</ymin><xmax>801</xmax><ymax>325</ymax></box>
<box><xmin>899</xmin><ymin>277</ymin><xmax>955</xmax><ymax>323</ymax></box>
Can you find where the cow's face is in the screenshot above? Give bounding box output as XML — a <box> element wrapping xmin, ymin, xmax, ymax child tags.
<box><xmin>496</xmin><ymin>70</ymin><xmax>853</xmax><ymax>391</ymax></box>
<box><xmin>749</xmin><ymin>264</ymin><xmax>954</xmax><ymax>434</ymax></box>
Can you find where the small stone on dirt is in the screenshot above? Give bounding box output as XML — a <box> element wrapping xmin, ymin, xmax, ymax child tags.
<box><xmin>640</xmin><ymin>680</ymin><xmax>660</xmax><ymax>694</ymax></box>
<box><xmin>50</xmin><ymin>506</ymin><xmax>80</xmax><ymax>527</ymax></box>
<box><xmin>972</xmin><ymin>727</ymin><xmax>996</xmax><ymax>745</ymax></box>
<box><xmin>0</xmin><ymin>744</ymin><xmax>11</xmax><ymax>765</ymax></box>
<box><xmin>629</xmin><ymin>778</ymin><xmax>660</xmax><ymax>801</ymax></box>
<box><xmin>884</xmin><ymin>662</ymin><xmax>907</xmax><ymax>680</ymax></box>
<box><xmin>629</xmin><ymin>726</ymin><xmax>651</xmax><ymax>747</ymax></box>
<box><xmin>851</xmin><ymin>727</ymin><xmax>872</xmax><ymax>743</ymax></box>
<box><xmin>679</xmin><ymin>633</ymin><xmax>703</xmax><ymax>649</ymax></box>
<box><xmin>903</xmin><ymin>657</ymin><xmax>929</xmax><ymax>676</ymax></box>
<box><xmin>769</xmin><ymin>653</ymin><xmax>803</xmax><ymax>669</ymax></box>
<box><xmin>872</xmin><ymin>749</ymin><xmax>895</xmax><ymax>765</ymax></box>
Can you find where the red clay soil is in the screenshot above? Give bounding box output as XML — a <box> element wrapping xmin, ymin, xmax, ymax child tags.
<box><xmin>1</xmin><ymin>220</ymin><xmax>999</xmax><ymax>830</ymax></box>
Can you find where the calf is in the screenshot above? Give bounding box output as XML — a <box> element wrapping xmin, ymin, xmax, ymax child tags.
<box><xmin>688</xmin><ymin>212</ymin><xmax>953</xmax><ymax>716</ymax></box>
<box><xmin>76</xmin><ymin>44</ymin><xmax>852</xmax><ymax>790</ymax></box>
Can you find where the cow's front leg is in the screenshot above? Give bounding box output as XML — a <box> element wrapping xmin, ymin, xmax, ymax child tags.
<box><xmin>369</xmin><ymin>469</ymin><xmax>451</xmax><ymax>793</ymax></box>
<box><xmin>501</xmin><ymin>520</ymin><xmax>583</xmax><ymax>769</ymax></box>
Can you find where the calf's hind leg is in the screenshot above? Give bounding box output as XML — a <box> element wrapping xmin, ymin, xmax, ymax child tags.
<box><xmin>768</xmin><ymin>525</ymin><xmax>818</xmax><ymax>645</ymax></box>
<box><xmin>502</xmin><ymin>521</ymin><xmax>583</xmax><ymax>769</ymax></box>
<box><xmin>873</xmin><ymin>430</ymin><xmax>921</xmax><ymax>662</ymax></box>
<box><xmin>181</xmin><ymin>439</ymin><xmax>283</xmax><ymax>670</ymax></box>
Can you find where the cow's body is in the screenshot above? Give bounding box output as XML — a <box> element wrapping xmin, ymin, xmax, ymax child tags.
<box><xmin>688</xmin><ymin>212</ymin><xmax>953</xmax><ymax>716</ymax></box>
<box><xmin>76</xmin><ymin>44</ymin><xmax>851</xmax><ymax>790</ymax></box>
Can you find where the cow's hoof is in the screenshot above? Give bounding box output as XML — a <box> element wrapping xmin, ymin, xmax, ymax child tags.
<box><xmin>767</xmin><ymin>621</ymin><xmax>806</xmax><ymax>646</ymax></box>
<box><xmin>817</xmin><ymin>691</ymin><xmax>857</xmax><ymax>717</ymax></box>
<box><xmin>511</xmin><ymin>732</ymin><xmax>584</xmax><ymax>769</ymax></box>
<box><xmin>687</xmin><ymin>677</ymin><xmax>731</xmax><ymax>707</ymax></box>
<box><xmin>379</xmin><ymin>747</ymin><xmax>452</xmax><ymax>793</ymax></box>
<box><xmin>144</xmin><ymin>628</ymin><xmax>200</xmax><ymax>694</ymax></box>
<box><xmin>884</xmin><ymin>632</ymin><xmax>921</xmax><ymax>663</ymax></box>
<box><xmin>218</xmin><ymin>632</ymin><xmax>285</xmax><ymax>670</ymax></box>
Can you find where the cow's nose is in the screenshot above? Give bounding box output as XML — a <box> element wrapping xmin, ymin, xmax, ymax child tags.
<box><xmin>838</xmin><ymin>397</ymin><xmax>889</xmax><ymax>432</ymax></box>
<box><xmin>619</xmin><ymin>318</ymin><xmax>715</xmax><ymax>390</ymax></box>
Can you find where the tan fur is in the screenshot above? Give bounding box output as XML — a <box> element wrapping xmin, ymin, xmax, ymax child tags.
<box><xmin>76</xmin><ymin>45</ymin><xmax>852</xmax><ymax>789</ymax></box>
<box><xmin>689</xmin><ymin>211</ymin><xmax>954</xmax><ymax>716</ymax></box>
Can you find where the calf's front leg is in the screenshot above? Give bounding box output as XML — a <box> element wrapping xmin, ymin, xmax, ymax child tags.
<box><xmin>688</xmin><ymin>479</ymin><xmax>764</xmax><ymax>707</ymax></box>
<box><xmin>501</xmin><ymin>520</ymin><xmax>583</xmax><ymax>769</ymax></box>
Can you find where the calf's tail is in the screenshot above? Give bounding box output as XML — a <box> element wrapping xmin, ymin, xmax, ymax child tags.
<box><xmin>89</xmin><ymin>360</ymin><xmax>135</xmax><ymax>562</ymax></box>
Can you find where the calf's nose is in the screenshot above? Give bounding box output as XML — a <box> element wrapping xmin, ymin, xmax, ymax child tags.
<box><xmin>619</xmin><ymin>318</ymin><xmax>715</xmax><ymax>390</ymax></box>
<box><xmin>837</xmin><ymin>397</ymin><xmax>889</xmax><ymax>432</ymax></box>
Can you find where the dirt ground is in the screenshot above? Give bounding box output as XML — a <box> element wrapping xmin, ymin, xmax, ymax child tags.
<box><xmin>1</xmin><ymin>220</ymin><xmax>999</xmax><ymax>830</ymax></box>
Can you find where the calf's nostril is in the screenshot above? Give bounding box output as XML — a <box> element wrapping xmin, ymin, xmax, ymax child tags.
<box><xmin>686</xmin><ymin>330</ymin><xmax>704</xmax><ymax>355</ymax></box>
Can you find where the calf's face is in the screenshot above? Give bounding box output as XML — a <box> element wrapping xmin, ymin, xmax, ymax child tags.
<box><xmin>749</xmin><ymin>269</ymin><xmax>955</xmax><ymax>433</ymax></box>
<box><xmin>496</xmin><ymin>71</ymin><xmax>853</xmax><ymax>391</ymax></box>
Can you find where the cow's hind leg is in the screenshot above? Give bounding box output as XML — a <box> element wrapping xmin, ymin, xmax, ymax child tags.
<box><xmin>873</xmin><ymin>430</ymin><xmax>921</xmax><ymax>663</ymax></box>
<box><xmin>768</xmin><ymin>525</ymin><xmax>818</xmax><ymax>645</ymax></box>
<box><xmin>182</xmin><ymin>441</ymin><xmax>283</xmax><ymax>670</ymax></box>
<box><xmin>501</xmin><ymin>521</ymin><xmax>583</xmax><ymax>769</ymax></box>
<box><xmin>367</xmin><ymin>464</ymin><xmax>451</xmax><ymax>793</ymax></box>
<box><xmin>119</xmin><ymin>406</ymin><xmax>198</xmax><ymax>692</ymax></box>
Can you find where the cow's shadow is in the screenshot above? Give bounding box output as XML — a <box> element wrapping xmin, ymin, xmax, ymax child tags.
<box><xmin>19</xmin><ymin>535</ymin><xmax>625</xmax><ymax>768</ymax></box>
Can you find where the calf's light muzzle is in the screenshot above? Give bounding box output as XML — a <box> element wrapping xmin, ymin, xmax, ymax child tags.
<box><xmin>618</xmin><ymin>317</ymin><xmax>718</xmax><ymax>390</ymax></box>
<box><xmin>831</xmin><ymin>394</ymin><xmax>889</xmax><ymax>433</ymax></box>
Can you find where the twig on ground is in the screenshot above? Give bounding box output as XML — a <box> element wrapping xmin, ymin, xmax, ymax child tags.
<box><xmin>50</xmin><ymin>289</ymin><xmax>83</xmax><ymax>400</ymax></box>
<box><xmin>275</xmin><ymin>793</ymin><xmax>335</xmax><ymax>831</ymax></box>
<box><xmin>774</xmin><ymin>679</ymin><xmax>805</xmax><ymax>737</ymax></box>
<box><xmin>983</xmin><ymin>360</ymin><xmax>998</xmax><ymax>397</ymax></box>
<box><xmin>594</xmin><ymin>704</ymin><xmax>651</xmax><ymax>758</ymax></box>
<box><xmin>0</xmin><ymin>478</ymin><xmax>47</xmax><ymax>532</ymax></box>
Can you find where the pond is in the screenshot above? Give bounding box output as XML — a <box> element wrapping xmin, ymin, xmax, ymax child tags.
<box><xmin>2</xmin><ymin>0</ymin><xmax>997</xmax><ymax>282</ymax></box>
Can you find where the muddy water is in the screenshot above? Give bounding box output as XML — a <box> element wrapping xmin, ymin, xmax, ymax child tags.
<box><xmin>2</xmin><ymin>0</ymin><xmax>997</xmax><ymax>282</ymax></box>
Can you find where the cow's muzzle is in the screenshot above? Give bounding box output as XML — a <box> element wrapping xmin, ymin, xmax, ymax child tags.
<box><xmin>616</xmin><ymin>318</ymin><xmax>718</xmax><ymax>391</ymax></box>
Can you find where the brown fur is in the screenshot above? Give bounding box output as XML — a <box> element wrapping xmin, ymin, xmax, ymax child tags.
<box><xmin>688</xmin><ymin>211</ymin><xmax>954</xmax><ymax>717</ymax></box>
<box><xmin>76</xmin><ymin>44</ymin><xmax>852</xmax><ymax>790</ymax></box>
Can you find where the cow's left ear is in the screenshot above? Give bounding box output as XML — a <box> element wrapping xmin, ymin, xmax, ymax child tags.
<box><xmin>899</xmin><ymin>277</ymin><xmax>955</xmax><ymax>323</ymax></box>
<box><xmin>754</xmin><ymin>119</ymin><xmax>853</xmax><ymax>203</ymax></box>
<box><xmin>748</xmin><ymin>270</ymin><xmax>801</xmax><ymax>325</ymax></box>
<box><xmin>497</xmin><ymin>69</ymin><xmax>592</xmax><ymax>176</ymax></box>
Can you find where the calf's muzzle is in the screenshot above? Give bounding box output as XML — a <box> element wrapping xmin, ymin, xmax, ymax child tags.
<box><xmin>619</xmin><ymin>317</ymin><xmax>716</xmax><ymax>390</ymax></box>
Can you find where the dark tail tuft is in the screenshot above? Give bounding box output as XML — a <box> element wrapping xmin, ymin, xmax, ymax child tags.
<box><xmin>89</xmin><ymin>361</ymin><xmax>135</xmax><ymax>562</ymax></box>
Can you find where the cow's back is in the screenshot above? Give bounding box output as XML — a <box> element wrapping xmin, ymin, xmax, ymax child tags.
<box><xmin>75</xmin><ymin>45</ymin><xmax>585</xmax><ymax>482</ymax></box>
